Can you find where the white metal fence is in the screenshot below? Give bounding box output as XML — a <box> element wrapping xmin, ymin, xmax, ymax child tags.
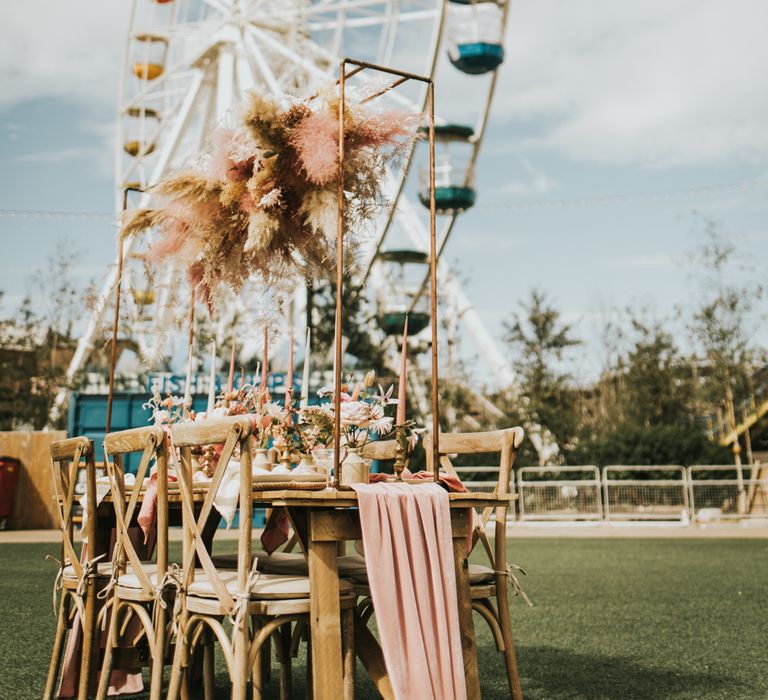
<box><xmin>451</xmin><ymin>464</ymin><xmax>766</xmax><ymax>524</ymax></box>
<box><xmin>603</xmin><ymin>466</ymin><xmax>689</xmax><ymax>521</ymax></box>
<box><xmin>688</xmin><ymin>465</ymin><xmax>768</xmax><ymax>522</ymax></box>
<box><xmin>454</xmin><ymin>465</ymin><xmax>515</xmax><ymax>519</ymax></box>
<box><xmin>517</xmin><ymin>466</ymin><xmax>602</xmax><ymax>521</ymax></box>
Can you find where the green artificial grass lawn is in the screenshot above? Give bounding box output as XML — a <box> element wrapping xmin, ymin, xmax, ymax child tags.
<box><xmin>1</xmin><ymin>538</ymin><xmax>766</xmax><ymax>699</ymax></box>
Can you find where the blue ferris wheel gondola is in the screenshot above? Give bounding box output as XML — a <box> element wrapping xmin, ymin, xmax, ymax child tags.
<box><xmin>450</xmin><ymin>42</ymin><xmax>504</xmax><ymax>75</ymax></box>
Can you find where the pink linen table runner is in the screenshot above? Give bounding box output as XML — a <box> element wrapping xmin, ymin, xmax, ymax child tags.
<box><xmin>351</xmin><ymin>482</ymin><xmax>468</xmax><ymax>700</ymax></box>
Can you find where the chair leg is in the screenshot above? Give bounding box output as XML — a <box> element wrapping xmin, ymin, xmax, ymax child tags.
<box><xmin>252</xmin><ymin>618</ymin><xmax>264</xmax><ymax>699</ymax></box>
<box><xmin>497</xmin><ymin>588</ymin><xmax>524</xmax><ymax>700</ymax></box>
<box><xmin>166</xmin><ymin>610</ymin><xmax>187</xmax><ymax>700</ymax></box>
<box><xmin>95</xmin><ymin>599</ymin><xmax>120</xmax><ymax>700</ymax></box>
<box><xmin>77</xmin><ymin>583</ymin><xmax>97</xmax><ymax>700</ymax></box>
<box><xmin>342</xmin><ymin>608</ymin><xmax>355</xmax><ymax>700</ymax></box>
<box><xmin>232</xmin><ymin>617</ymin><xmax>250</xmax><ymax>700</ymax></box>
<box><xmin>278</xmin><ymin>623</ymin><xmax>292</xmax><ymax>700</ymax></box>
<box><xmin>43</xmin><ymin>592</ymin><xmax>70</xmax><ymax>700</ymax></box>
<box><xmin>203</xmin><ymin>629</ymin><xmax>215</xmax><ymax>700</ymax></box>
<box><xmin>304</xmin><ymin>637</ymin><xmax>312</xmax><ymax>700</ymax></box>
<box><xmin>149</xmin><ymin>601</ymin><xmax>166</xmax><ymax>700</ymax></box>
<box><xmin>261</xmin><ymin>633</ymin><xmax>272</xmax><ymax>684</ymax></box>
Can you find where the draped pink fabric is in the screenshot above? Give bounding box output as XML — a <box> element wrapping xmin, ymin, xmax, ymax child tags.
<box><xmin>351</xmin><ymin>482</ymin><xmax>468</xmax><ymax>700</ymax></box>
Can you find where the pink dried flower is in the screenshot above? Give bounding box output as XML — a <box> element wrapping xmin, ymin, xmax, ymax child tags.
<box><xmin>290</xmin><ymin>110</ymin><xmax>338</xmax><ymax>185</ymax></box>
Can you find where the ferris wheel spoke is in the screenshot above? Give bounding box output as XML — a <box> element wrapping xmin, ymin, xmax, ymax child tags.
<box><xmin>300</xmin><ymin>38</ymin><xmax>420</xmax><ymax>110</ymax></box>
<box><xmin>246</xmin><ymin>25</ymin><xmax>331</xmax><ymax>82</ymax></box>
<box><xmin>200</xmin><ymin>0</ymin><xmax>232</xmax><ymax>16</ymax></box>
<box><xmin>242</xmin><ymin>31</ymin><xmax>284</xmax><ymax>95</ymax></box>
<box><xmin>308</xmin><ymin>8</ymin><xmax>438</xmax><ymax>31</ymax></box>
<box><xmin>254</xmin><ymin>0</ymin><xmax>430</xmax><ymax>20</ymax></box>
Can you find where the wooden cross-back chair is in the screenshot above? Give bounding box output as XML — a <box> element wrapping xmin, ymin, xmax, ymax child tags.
<box><xmin>425</xmin><ymin>427</ymin><xmax>526</xmax><ymax>700</ymax></box>
<box><xmin>45</xmin><ymin>436</ymin><xmax>107</xmax><ymax>700</ymax></box>
<box><xmin>166</xmin><ymin>415</ymin><xmax>356</xmax><ymax>700</ymax></box>
<box><xmin>95</xmin><ymin>425</ymin><xmax>171</xmax><ymax>700</ymax></box>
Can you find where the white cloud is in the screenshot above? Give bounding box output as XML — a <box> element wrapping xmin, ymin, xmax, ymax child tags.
<box><xmin>2</xmin><ymin>1</ymin><xmax>766</xmax><ymax>172</ymax></box>
<box><xmin>488</xmin><ymin>157</ymin><xmax>559</xmax><ymax>198</ymax></box>
<box><xmin>0</xmin><ymin>2</ymin><xmax>129</xmax><ymax>111</ymax></box>
<box><xmin>480</xmin><ymin>0</ymin><xmax>768</xmax><ymax>167</ymax></box>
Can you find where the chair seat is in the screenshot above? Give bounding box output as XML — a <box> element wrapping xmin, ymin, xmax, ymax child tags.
<box><xmin>211</xmin><ymin>551</ymin><xmax>306</xmax><ymax>574</ymax></box>
<box><xmin>341</xmin><ymin>556</ymin><xmax>495</xmax><ymax>586</ymax></box>
<box><xmin>62</xmin><ymin>562</ymin><xmax>113</xmax><ymax>580</ymax></box>
<box><xmin>213</xmin><ymin>551</ymin><xmax>370</xmax><ymax>580</ymax></box>
<box><xmin>468</xmin><ymin>563</ymin><xmax>496</xmax><ymax>585</ymax></box>
<box><xmin>187</xmin><ymin>571</ymin><xmax>353</xmax><ymax>600</ymax></box>
<box><xmin>115</xmin><ymin>563</ymin><xmax>160</xmax><ymax>589</ymax></box>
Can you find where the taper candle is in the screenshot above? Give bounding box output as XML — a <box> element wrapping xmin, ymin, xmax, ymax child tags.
<box><xmin>227</xmin><ymin>337</ymin><xmax>236</xmax><ymax>393</ymax></box>
<box><xmin>260</xmin><ymin>324</ymin><xmax>269</xmax><ymax>401</ymax></box>
<box><xmin>300</xmin><ymin>328</ymin><xmax>311</xmax><ymax>409</ymax></box>
<box><xmin>207</xmin><ymin>339</ymin><xmax>217</xmax><ymax>415</ymax></box>
<box><xmin>183</xmin><ymin>344</ymin><xmax>193</xmax><ymax>409</ymax></box>
<box><xmin>396</xmin><ymin>315</ymin><xmax>408</xmax><ymax>424</ymax></box>
<box><xmin>286</xmin><ymin>325</ymin><xmax>294</xmax><ymax>408</ymax></box>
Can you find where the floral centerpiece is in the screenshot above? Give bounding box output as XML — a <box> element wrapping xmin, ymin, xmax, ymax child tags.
<box><xmin>315</xmin><ymin>370</ymin><xmax>397</xmax><ymax>449</ymax></box>
<box><xmin>143</xmin><ymin>389</ymin><xmax>187</xmax><ymax>426</ymax></box>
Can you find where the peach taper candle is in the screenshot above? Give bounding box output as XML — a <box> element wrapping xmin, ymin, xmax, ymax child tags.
<box><xmin>396</xmin><ymin>315</ymin><xmax>408</xmax><ymax>425</ymax></box>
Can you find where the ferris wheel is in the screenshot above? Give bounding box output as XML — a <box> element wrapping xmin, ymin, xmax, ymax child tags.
<box><xmin>54</xmin><ymin>0</ymin><xmax>522</xmax><ymax>436</ymax></box>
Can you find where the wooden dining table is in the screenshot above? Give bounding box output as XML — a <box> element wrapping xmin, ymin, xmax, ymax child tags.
<box><xmin>92</xmin><ymin>484</ymin><xmax>516</xmax><ymax>699</ymax></box>
<box><xmin>251</xmin><ymin>488</ymin><xmax>516</xmax><ymax>700</ymax></box>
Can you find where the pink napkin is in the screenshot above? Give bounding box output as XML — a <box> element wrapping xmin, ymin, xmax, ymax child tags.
<box><xmin>137</xmin><ymin>472</ymin><xmax>177</xmax><ymax>543</ymax></box>
<box><xmin>351</xmin><ymin>482</ymin><xmax>467</xmax><ymax>700</ymax></box>
<box><xmin>261</xmin><ymin>507</ymin><xmax>291</xmax><ymax>554</ymax></box>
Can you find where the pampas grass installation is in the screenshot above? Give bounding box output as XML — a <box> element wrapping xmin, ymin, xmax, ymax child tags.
<box><xmin>120</xmin><ymin>83</ymin><xmax>422</xmax><ymax>309</ymax></box>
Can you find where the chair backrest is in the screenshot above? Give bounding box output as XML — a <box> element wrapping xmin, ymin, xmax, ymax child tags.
<box><xmin>103</xmin><ymin>425</ymin><xmax>168</xmax><ymax>597</ymax></box>
<box><xmin>424</xmin><ymin>427</ymin><xmax>524</xmax><ymax>570</ymax></box>
<box><xmin>169</xmin><ymin>416</ymin><xmax>254</xmax><ymax>618</ymax></box>
<box><xmin>50</xmin><ymin>436</ymin><xmax>97</xmax><ymax>575</ymax></box>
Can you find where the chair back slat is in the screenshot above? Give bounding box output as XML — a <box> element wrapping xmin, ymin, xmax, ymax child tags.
<box><xmin>169</xmin><ymin>416</ymin><xmax>254</xmax><ymax>615</ymax></box>
<box><xmin>50</xmin><ymin>437</ymin><xmax>97</xmax><ymax>573</ymax></box>
<box><xmin>103</xmin><ymin>426</ymin><xmax>168</xmax><ymax>597</ymax></box>
<box><xmin>425</xmin><ymin>427</ymin><xmax>524</xmax><ymax>569</ymax></box>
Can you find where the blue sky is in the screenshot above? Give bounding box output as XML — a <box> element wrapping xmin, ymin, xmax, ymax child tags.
<box><xmin>0</xmin><ymin>0</ymin><xmax>766</xmax><ymax>385</ymax></box>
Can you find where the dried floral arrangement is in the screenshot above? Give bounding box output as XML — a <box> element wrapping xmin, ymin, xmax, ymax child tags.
<box><xmin>316</xmin><ymin>370</ymin><xmax>397</xmax><ymax>449</ymax></box>
<box><xmin>121</xmin><ymin>85</ymin><xmax>422</xmax><ymax>307</ymax></box>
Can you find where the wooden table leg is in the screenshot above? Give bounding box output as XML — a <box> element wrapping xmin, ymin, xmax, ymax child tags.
<box><xmin>308</xmin><ymin>511</ymin><xmax>344</xmax><ymax>700</ymax></box>
<box><xmin>454</xmin><ymin>527</ymin><xmax>481</xmax><ymax>699</ymax></box>
<box><xmin>353</xmin><ymin>610</ymin><xmax>394</xmax><ymax>700</ymax></box>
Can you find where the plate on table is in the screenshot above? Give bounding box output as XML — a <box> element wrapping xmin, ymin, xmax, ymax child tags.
<box><xmin>253</xmin><ymin>472</ymin><xmax>327</xmax><ymax>483</ymax></box>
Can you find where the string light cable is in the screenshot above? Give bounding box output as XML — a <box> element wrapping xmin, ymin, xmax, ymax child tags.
<box><xmin>0</xmin><ymin>176</ymin><xmax>766</xmax><ymax>222</ymax></box>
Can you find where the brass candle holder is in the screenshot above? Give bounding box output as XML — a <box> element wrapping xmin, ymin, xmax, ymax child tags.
<box><xmin>393</xmin><ymin>422</ymin><xmax>410</xmax><ymax>482</ymax></box>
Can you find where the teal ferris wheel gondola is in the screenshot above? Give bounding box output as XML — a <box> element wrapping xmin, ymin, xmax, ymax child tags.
<box><xmin>449</xmin><ymin>41</ymin><xmax>504</xmax><ymax>75</ymax></box>
<box><xmin>378</xmin><ymin>310</ymin><xmax>431</xmax><ymax>336</ymax></box>
<box><xmin>419</xmin><ymin>186</ymin><xmax>476</xmax><ymax>213</ymax></box>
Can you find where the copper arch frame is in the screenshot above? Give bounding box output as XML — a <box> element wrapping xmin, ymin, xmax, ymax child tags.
<box><xmin>332</xmin><ymin>58</ymin><xmax>440</xmax><ymax>487</ymax></box>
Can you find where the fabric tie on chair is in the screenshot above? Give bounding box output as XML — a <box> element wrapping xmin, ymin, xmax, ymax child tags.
<box><xmin>229</xmin><ymin>558</ymin><xmax>261</xmax><ymax>631</ymax></box>
<box><xmin>351</xmin><ymin>482</ymin><xmax>468</xmax><ymax>700</ymax></box>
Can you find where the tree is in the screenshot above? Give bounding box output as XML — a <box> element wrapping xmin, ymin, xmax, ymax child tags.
<box><xmin>309</xmin><ymin>277</ymin><xmax>387</xmax><ymax>375</ymax></box>
<box><xmin>0</xmin><ymin>240</ymin><xmax>86</xmax><ymax>430</ymax></box>
<box><xmin>503</xmin><ymin>289</ymin><xmax>582</xmax><ymax>456</ymax></box>
<box><xmin>621</xmin><ymin>318</ymin><xmax>694</xmax><ymax>428</ymax></box>
<box><xmin>687</xmin><ymin>220</ymin><xmax>766</xmax><ymax>456</ymax></box>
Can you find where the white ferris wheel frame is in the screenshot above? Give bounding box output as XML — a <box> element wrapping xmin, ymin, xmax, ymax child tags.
<box><xmin>50</xmin><ymin>0</ymin><xmax>522</xmax><ymax>438</ymax></box>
